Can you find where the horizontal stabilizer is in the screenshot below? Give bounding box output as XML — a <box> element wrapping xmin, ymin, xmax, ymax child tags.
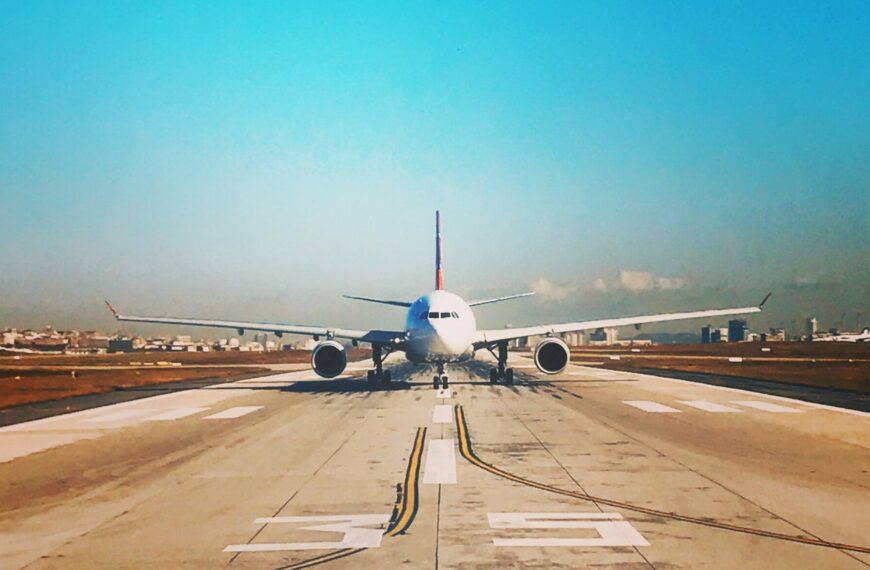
<box><xmin>468</xmin><ymin>292</ymin><xmax>535</xmax><ymax>307</ymax></box>
<box><xmin>342</xmin><ymin>295</ymin><xmax>412</xmax><ymax>308</ymax></box>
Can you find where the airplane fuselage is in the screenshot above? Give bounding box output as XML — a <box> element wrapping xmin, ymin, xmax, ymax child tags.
<box><xmin>403</xmin><ymin>290</ymin><xmax>477</xmax><ymax>364</ymax></box>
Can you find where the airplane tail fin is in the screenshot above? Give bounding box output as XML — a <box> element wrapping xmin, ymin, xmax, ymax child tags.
<box><xmin>435</xmin><ymin>210</ymin><xmax>444</xmax><ymax>290</ymax></box>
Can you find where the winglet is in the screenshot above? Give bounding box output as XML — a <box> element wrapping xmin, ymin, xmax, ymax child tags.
<box><xmin>104</xmin><ymin>300</ymin><xmax>119</xmax><ymax>318</ymax></box>
<box><xmin>758</xmin><ymin>292</ymin><xmax>772</xmax><ymax>309</ymax></box>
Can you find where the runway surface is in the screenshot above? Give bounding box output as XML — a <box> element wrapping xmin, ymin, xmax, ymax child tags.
<box><xmin>1</xmin><ymin>355</ymin><xmax>868</xmax><ymax>569</ymax></box>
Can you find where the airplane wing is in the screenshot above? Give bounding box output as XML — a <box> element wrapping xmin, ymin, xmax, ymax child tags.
<box><xmin>473</xmin><ymin>293</ymin><xmax>771</xmax><ymax>349</ymax></box>
<box><xmin>468</xmin><ymin>292</ymin><xmax>535</xmax><ymax>307</ymax></box>
<box><xmin>342</xmin><ymin>295</ymin><xmax>412</xmax><ymax>308</ymax></box>
<box><xmin>105</xmin><ymin>302</ymin><xmax>405</xmax><ymax>346</ymax></box>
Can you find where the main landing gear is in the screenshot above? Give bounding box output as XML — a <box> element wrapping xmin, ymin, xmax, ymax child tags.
<box><xmin>432</xmin><ymin>363</ymin><xmax>449</xmax><ymax>390</ymax></box>
<box><xmin>488</xmin><ymin>341</ymin><xmax>514</xmax><ymax>385</ymax></box>
<box><xmin>367</xmin><ymin>344</ymin><xmax>393</xmax><ymax>388</ymax></box>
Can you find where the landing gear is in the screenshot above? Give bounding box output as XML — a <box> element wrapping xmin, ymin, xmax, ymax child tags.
<box><xmin>367</xmin><ymin>344</ymin><xmax>392</xmax><ymax>388</ymax></box>
<box><xmin>433</xmin><ymin>363</ymin><xmax>449</xmax><ymax>389</ymax></box>
<box><xmin>488</xmin><ymin>341</ymin><xmax>515</xmax><ymax>385</ymax></box>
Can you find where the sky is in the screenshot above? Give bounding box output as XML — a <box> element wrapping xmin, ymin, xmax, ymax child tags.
<box><xmin>1</xmin><ymin>1</ymin><xmax>868</xmax><ymax>338</ymax></box>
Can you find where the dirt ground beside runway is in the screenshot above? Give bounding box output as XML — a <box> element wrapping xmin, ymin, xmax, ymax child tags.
<box><xmin>0</xmin><ymin>348</ymin><xmax>372</xmax><ymax>408</ymax></box>
<box><xmin>561</xmin><ymin>343</ymin><xmax>870</xmax><ymax>393</ymax></box>
<box><xmin>0</xmin><ymin>367</ymin><xmax>269</xmax><ymax>408</ymax></box>
<box><xmin>0</xmin><ymin>347</ymin><xmax>371</xmax><ymax>367</ymax></box>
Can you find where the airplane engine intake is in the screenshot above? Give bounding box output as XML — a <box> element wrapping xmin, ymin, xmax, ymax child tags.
<box><xmin>533</xmin><ymin>337</ymin><xmax>570</xmax><ymax>375</ymax></box>
<box><xmin>311</xmin><ymin>341</ymin><xmax>347</xmax><ymax>378</ymax></box>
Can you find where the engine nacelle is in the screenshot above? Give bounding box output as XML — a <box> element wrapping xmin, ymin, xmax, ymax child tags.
<box><xmin>533</xmin><ymin>337</ymin><xmax>570</xmax><ymax>375</ymax></box>
<box><xmin>311</xmin><ymin>340</ymin><xmax>347</xmax><ymax>378</ymax></box>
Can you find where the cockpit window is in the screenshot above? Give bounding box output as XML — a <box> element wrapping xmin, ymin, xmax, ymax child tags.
<box><xmin>429</xmin><ymin>312</ymin><xmax>439</xmax><ymax>318</ymax></box>
<box><xmin>440</xmin><ymin>312</ymin><xmax>451</xmax><ymax>318</ymax></box>
<box><xmin>451</xmin><ymin>312</ymin><xmax>459</xmax><ymax>318</ymax></box>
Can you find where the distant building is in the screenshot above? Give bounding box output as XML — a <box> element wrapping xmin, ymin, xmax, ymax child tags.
<box><xmin>728</xmin><ymin>320</ymin><xmax>747</xmax><ymax>343</ymax></box>
<box><xmin>109</xmin><ymin>338</ymin><xmax>135</xmax><ymax>353</ymax></box>
<box><xmin>761</xmin><ymin>328</ymin><xmax>786</xmax><ymax>342</ymax></box>
<box><xmin>254</xmin><ymin>333</ymin><xmax>269</xmax><ymax>347</ymax></box>
<box><xmin>701</xmin><ymin>325</ymin><xmax>712</xmax><ymax>344</ymax></box>
<box><xmin>588</xmin><ymin>328</ymin><xmax>619</xmax><ymax>346</ymax></box>
<box><xmin>561</xmin><ymin>332</ymin><xmax>586</xmax><ymax>346</ymax></box>
<box><xmin>805</xmin><ymin>317</ymin><xmax>818</xmax><ymax>340</ymax></box>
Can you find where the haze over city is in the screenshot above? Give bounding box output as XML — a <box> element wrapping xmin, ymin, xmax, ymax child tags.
<box><xmin>1</xmin><ymin>2</ymin><xmax>867</xmax><ymax>335</ymax></box>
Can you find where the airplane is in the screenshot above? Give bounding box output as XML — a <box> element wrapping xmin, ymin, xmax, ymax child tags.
<box><xmin>105</xmin><ymin>211</ymin><xmax>771</xmax><ymax>389</ymax></box>
<box><xmin>812</xmin><ymin>328</ymin><xmax>870</xmax><ymax>342</ymax></box>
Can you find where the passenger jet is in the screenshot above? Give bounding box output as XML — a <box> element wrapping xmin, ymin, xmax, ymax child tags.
<box><xmin>106</xmin><ymin>211</ymin><xmax>770</xmax><ymax>389</ymax></box>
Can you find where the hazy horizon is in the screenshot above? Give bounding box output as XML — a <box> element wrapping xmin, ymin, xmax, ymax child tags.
<box><xmin>1</xmin><ymin>2</ymin><xmax>868</xmax><ymax>338</ymax></box>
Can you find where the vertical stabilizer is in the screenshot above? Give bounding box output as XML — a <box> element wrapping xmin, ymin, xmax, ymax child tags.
<box><xmin>435</xmin><ymin>210</ymin><xmax>444</xmax><ymax>290</ymax></box>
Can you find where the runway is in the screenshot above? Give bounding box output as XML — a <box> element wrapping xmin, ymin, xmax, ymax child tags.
<box><xmin>1</xmin><ymin>355</ymin><xmax>867</xmax><ymax>569</ymax></box>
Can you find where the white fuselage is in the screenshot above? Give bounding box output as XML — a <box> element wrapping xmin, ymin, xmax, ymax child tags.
<box><xmin>403</xmin><ymin>290</ymin><xmax>477</xmax><ymax>364</ymax></box>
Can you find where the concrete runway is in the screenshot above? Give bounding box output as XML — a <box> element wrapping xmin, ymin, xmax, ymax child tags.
<box><xmin>1</xmin><ymin>355</ymin><xmax>868</xmax><ymax>569</ymax></box>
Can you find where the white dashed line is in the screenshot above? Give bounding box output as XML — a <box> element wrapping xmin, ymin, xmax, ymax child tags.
<box><xmin>423</xmin><ymin>439</ymin><xmax>457</xmax><ymax>484</ymax></box>
<box><xmin>145</xmin><ymin>407</ymin><xmax>210</xmax><ymax>421</ymax></box>
<box><xmin>86</xmin><ymin>408</ymin><xmax>156</xmax><ymax>423</ymax></box>
<box><xmin>731</xmin><ymin>401</ymin><xmax>804</xmax><ymax>413</ymax></box>
<box><xmin>623</xmin><ymin>400</ymin><xmax>681</xmax><ymax>413</ymax></box>
<box><xmin>678</xmin><ymin>400</ymin><xmax>743</xmax><ymax>413</ymax></box>
<box><xmin>203</xmin><ymin>406</ymin><xmax>263</xmax><ymax>420</ymax></box>
<box><xmin>432</xmin><ymin>405</ymin><xmax>453</xmax><ymax>423</ymax></box>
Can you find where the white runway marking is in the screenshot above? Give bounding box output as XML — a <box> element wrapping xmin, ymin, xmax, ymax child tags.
<box><xmin>86</xmin><ymin>408</ymin><xmax>156</xmax><ymax>424</ymax></box>
<box><xmin>432</xmin><ymin>405</ymin><xmax>453</xmax><ymax>423</ymax></box>
<box><xmin>145</xmin><ymin>407</ymin><xmax>210</xmax><ymax>421</ymax></box>
<box><xmin>224</xmin><ymin>514</ymin><xmax>390</xmax><ymax>551</ymax></box>
<box><xmin>423</xmin><ymin>439</ymin><xmax>457</xmax><ymax>484</ymax></box>
<box><xmin>623</xmin><ymin>400</ymin><xmax>681</xmax><ymax>413</ymax></box>
<box><xmin>435</xmin><ymin>388</ymin><xmax>452</xmax><ymax>399</ymax></box>
<box><xmin>488</xmin><ymin>512</ymin><xmax>649</xmax><ymax>547</ymax></box>
<box><xmin>678</xmin><ymin>400</ymin><xmax>743</xmax><ymax>413</ymax></box>
<box><xmin>732</xmin><ymin>401</ymin><xmax>804</xmax><ymax>413</ymax></box>
<box><xmin>203</xmin><ymin>406</ymin><xmax>263</xmax><ymax>420</ymax></box>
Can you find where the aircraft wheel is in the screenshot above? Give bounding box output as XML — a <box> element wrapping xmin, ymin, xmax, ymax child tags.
<box><xmin>383</xmin><ymin>370</ymin><xmax>392</xmax><ymax>384</ymax></box>
<box><xmin>489</xmin><ymin>368</ymin><xmax>498</xmax><ymax>383</ymax></box>
<box><xmin>367</xmin><ymin>370</ymin><xmax>376</xmax><ymax>387</ymax></box>
<box><xmin>505</xmin><ymin>368</ymin><xmax>514</xmax><ymax>385</ymax></box>
<box><xmin>441</xmin><ymin>375</ymin><xmax>449</xmax><ymax>389</ymax></box>
<box><xmin>433</xmin><ymin>376</ymin><xmax>440</xmax><ymax>389</ymax></box>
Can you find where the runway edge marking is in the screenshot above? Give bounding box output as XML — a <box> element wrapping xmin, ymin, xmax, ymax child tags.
<box><xmin>572</xmin><ymin>365</ymin><xmax>870</xmax><ymax>418</ymax></box>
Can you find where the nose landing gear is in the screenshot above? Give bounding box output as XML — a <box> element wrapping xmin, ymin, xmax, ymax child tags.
<box><xmin>433</xmin><ymin>363</ymin><xmax>449</xmax><ymax>389</ymax></box>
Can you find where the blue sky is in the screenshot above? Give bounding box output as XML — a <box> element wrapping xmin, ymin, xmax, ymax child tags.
<box><xmin>1</xmin><ymin>1</ymin><xmax>868</xmax><ymax>335</ymax></box>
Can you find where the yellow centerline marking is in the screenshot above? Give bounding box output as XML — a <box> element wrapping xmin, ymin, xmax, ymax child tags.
<box><xmin>385</xmin><ymin>426</ymin><xmax>426</xmax><ymax>536</ymax></box>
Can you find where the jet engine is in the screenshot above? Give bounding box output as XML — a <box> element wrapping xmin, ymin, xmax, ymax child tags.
<box><xmin>533</xmin><ymin>337</ymin><xmax>570</xmax><ymax>375</ymax></box>
<box><xmin>311</xmin><ymin>340</ymin><xmax>347</xmax><ymax>378</ymax></box>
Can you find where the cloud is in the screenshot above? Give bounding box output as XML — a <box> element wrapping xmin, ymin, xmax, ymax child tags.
<box><xmin>592</xmin><ymin>277</ymin><xmax>609</xmax><ymax>292</ymax></box>
<box><xmin>531</xmin><ymin>277</ymin><xmax>577</xmax><ymax>302</ymax></box>
<box><xmin>593</xmin><ymin>270</ymin><xmax>687</xmax><ymax>294</ymax></box>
